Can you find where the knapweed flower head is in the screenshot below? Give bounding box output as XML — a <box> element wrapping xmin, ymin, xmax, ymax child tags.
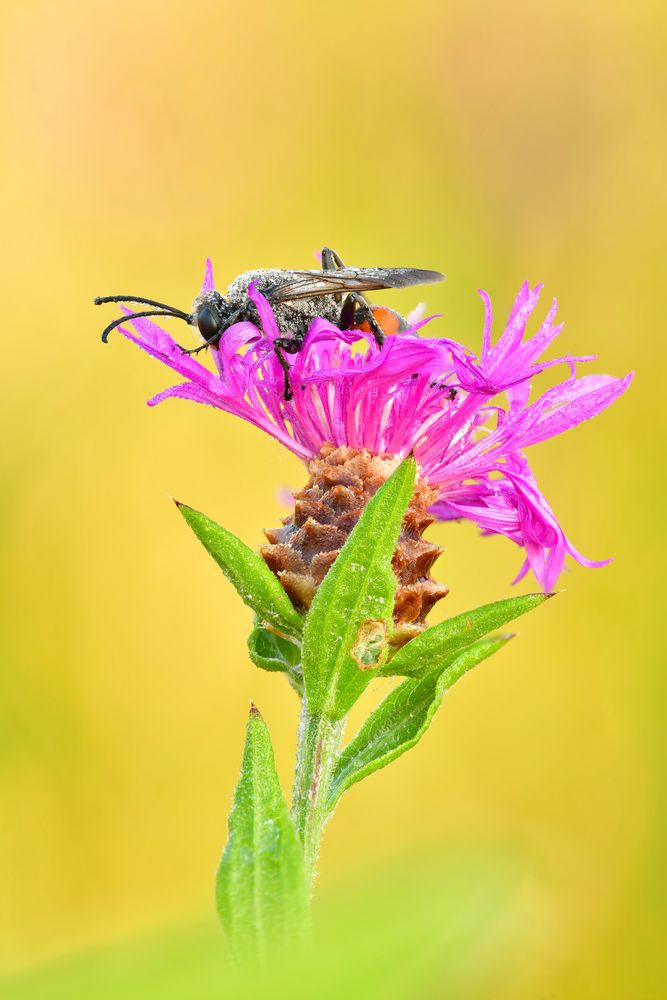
<box><xmin>117</xmin><ymin>260</ymin><xmax>632</xmax><ymax>602</ymax></box>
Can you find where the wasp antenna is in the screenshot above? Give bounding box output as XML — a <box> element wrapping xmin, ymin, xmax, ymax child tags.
<box><xmin>100</xmin><ymin>309</ymin><xmax>191</xmax><ymax>343</ymax></box>
<box><xmin>94</xmin><ymin>294</ymin><xmax>191</xmax><ymax>321</ymax></box>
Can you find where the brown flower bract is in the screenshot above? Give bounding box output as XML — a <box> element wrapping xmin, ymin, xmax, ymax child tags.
<box><xmin>261</xmin><ymin>445</ymin><xmax>449</xmax><ymax>646</ymax></box>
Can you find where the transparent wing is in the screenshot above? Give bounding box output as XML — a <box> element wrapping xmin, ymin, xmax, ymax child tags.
<box><xmin>267</xmin><ymin>267</ymin><xmax>445</xmax><ymax>303</ymax></box>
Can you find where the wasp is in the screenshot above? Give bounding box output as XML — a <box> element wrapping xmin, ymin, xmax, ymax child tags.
<box><xmin>95</xmin><ymin>247</ymin><xmax>444</xmax><ymax>400</ymax></box>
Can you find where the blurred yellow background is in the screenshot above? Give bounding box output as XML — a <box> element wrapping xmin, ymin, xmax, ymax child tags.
<box><xmin>0</xmin><ymin>1</ymin><xmax>664</xmax><ymax>996</ymax></box>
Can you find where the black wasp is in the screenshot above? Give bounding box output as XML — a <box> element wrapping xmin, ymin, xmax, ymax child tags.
<box><xmin>95</xmin><ymin>247</ymin><xmax>445</xmax><ymax>400</ymax></box>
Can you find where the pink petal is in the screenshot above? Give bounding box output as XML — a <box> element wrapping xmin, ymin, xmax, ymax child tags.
<box><xmin>202</xmin><ymin>258</ymin><xmax>216</xmax><ymax>293</ymax></box>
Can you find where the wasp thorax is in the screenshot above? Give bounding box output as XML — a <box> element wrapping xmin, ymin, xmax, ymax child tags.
<box><xmin>261</xmin><ymin>445</ymin><xmax>449</xmax><ymax>647</ymax></box>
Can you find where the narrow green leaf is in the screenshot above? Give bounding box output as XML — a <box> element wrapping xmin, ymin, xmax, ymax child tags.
<box><xmin>176</xmin><ymin>502</ymin><xmax>303</xmax><ymax>636</ymax></box>
<box><xmin>383</xmin><ymin>592</ymin><xmax>553</xmax><ymax>678</ymax></box>
<box><xmin>302</xmin><ymin>457</ymin><xmax>416</xmax><ymax>720</ymax></box>
<box><xmin>247</xmin><ymin>622</ymin><xmax>301</xmax><ymax>674</ymax></box>
<box><xmin>216</xmin><ymin>706</ymin><xmax>308</xmax><ymax>958</ymax></box>
<box><xmin>247</xmin><ymin>622</ymin><xmax>304</xmax><ymax>694</ymax></box>
<box><xmin>327</xmin><ymin>635</ymin><xmax>511</xmax><ymax>810</ymax></box>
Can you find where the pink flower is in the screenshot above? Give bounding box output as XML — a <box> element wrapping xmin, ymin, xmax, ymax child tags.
<box><xmin>116</xmin><ymin>260</ymin><xmax>632</xmax><ymax>591</ymax></box>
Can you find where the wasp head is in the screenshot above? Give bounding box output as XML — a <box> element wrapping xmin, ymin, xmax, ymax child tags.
<box><xmin>192</xmin><ymin>290</ymin><xmax>230</xmax><ymax>344</ymax></box>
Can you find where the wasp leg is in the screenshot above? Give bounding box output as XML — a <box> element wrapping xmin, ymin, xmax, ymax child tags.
<box><xmin>274</xmin><ymin>337</ymin><xmax>302</xmax><ymax>401</ymax></box>
<box><xmin>340</xmin><ymin>292</ymin><xmax>385</xmax><ymax>348</ymax></box>
<box><xmin>321</xmin><ymin>246</ymin><xmax>346</xmax><ymax>305</ymax></box>
<box><xmin>339</xmin><ymin>292</ymin><xmax>357</xmax><ymax>331</ymax></box>
<box><xmin>322</xmin><ymin>250</ymin><xmax>384</xmax><ymax>346</ymax></box>
<box><xmin>179</xmin><ymin>334</ymin><xmax>220</xmax><ymax>356</ymax></box>
<box><xmin>321</xmin><ymin>246</ymin><xmax>346</xmax><ymax>271</ymax></box>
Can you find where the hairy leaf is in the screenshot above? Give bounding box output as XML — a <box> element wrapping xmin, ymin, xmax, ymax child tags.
<box><xmin>247</xmin><ymin>623</ymin><xmax>301</xmax><ymax>674</ymax></box>
<box><xmin>327</xmin><ymin>635</ymin><xmax>511</xmax><ymax>810</ymax></box>
<box><xmin>302</xmin><ymin>458</ymin><xmax>416</xmax><ymax>720</ymax></box>
<box><xmin>383</xmin><ymin>592</ymin><xmax>552</xmax><ymax>678</ymax></box>
<box><xmin>216</xmin><ymin>706</ymin><xmax>307</xmax><ymax>958</ymax></box>
<box><xmin>176</xmin><ymin>501</ymin><xmax>303</xmax><ymax>636</ymax></box>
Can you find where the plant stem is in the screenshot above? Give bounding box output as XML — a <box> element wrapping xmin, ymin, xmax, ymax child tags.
<box><xmin>290</xmin><ymin>699</ymin><xmax>344</xmax><ymax>885</ymax></box>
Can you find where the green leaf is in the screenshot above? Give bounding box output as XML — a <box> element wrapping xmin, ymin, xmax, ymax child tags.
<box><xmin>247</xmin><ymin>622</ymin><xmax>301</xmax><ymax>674</ymax></box>
<box><xmin>216</xmin><ymin>706</ymin><xmax>308</xmax><ymax>958</ymax></box>
<box><xmin>383</xmin><ymin>592</ymin><xmax>553</xmax><ymax>678</ymax></box>
<box><xmin>301</xmin><ymin>457</ymin><xmax>416</xmax><ymax>721</ymax></box>
<box><xmin>327</xmin><ymin>635</ymin><xmax>511</xmax><ymax>810</ymax></box>
<box><xmin>176</xmin><ymin>501</ymin><xmax>303</xmax><ymax>637</ymax></box>
<box><xmin>247</xmin><ymin>621</ymin><xmax>304</xmax><ymax>695</ymax></box>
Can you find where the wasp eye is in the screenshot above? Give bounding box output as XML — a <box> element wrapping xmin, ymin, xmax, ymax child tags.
<box><xmin>197</xmin><ymin>305</ymin><xmax>222</xmax><ymax>342</ymax></box>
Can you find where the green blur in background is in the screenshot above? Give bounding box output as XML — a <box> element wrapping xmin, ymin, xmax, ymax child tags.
<box><xmin>0</xmin><ymin>1</ymin><xmax>664</xmax><ymax>997</ymax></box>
